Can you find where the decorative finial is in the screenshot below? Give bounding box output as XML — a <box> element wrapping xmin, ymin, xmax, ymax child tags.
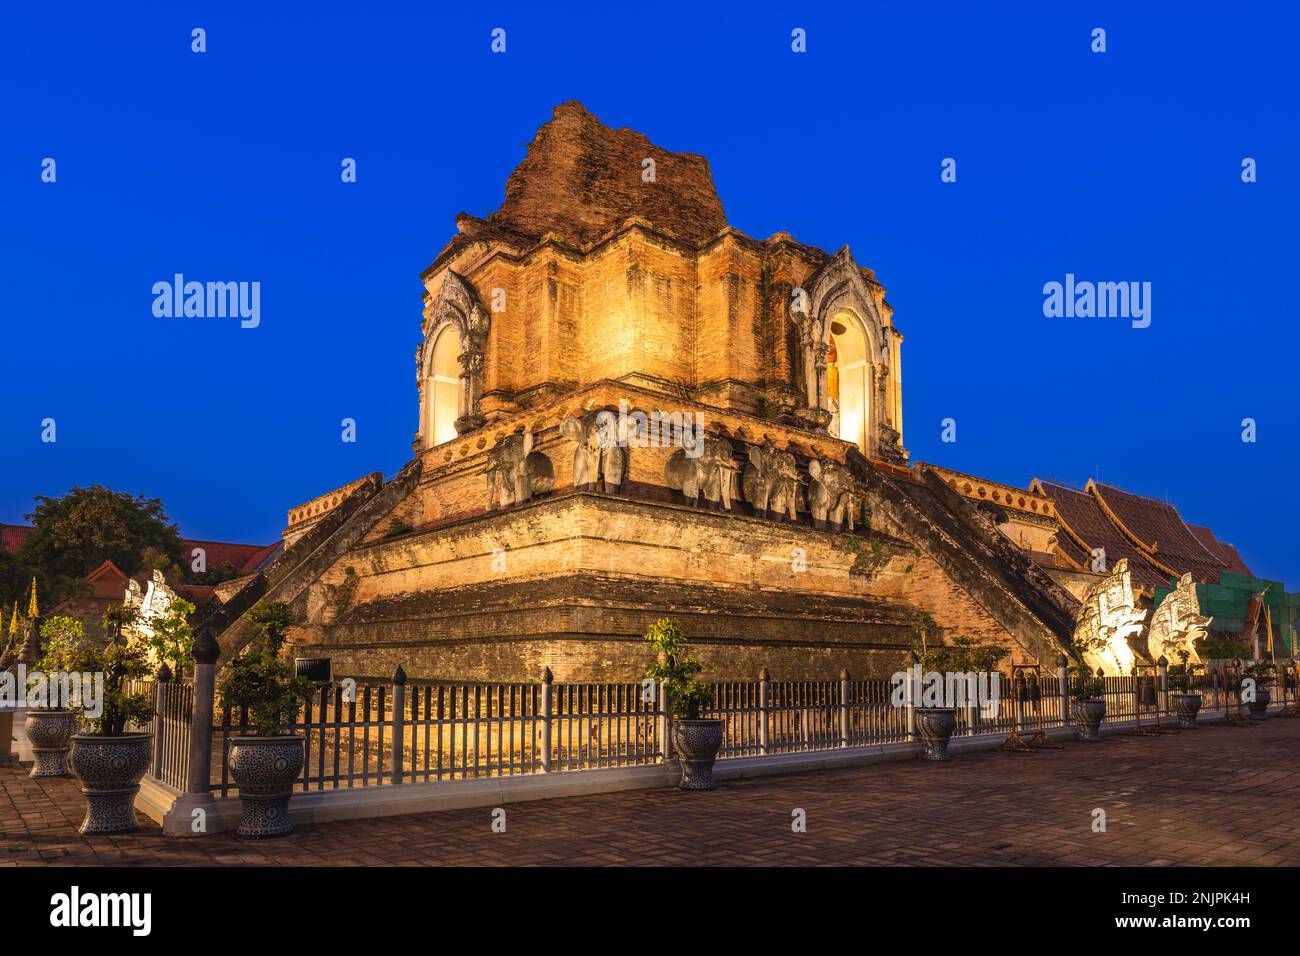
<box><xmin>191</xmin><ymin>628</ymin><xmax>221</xmax><ymax>666</ymax></box>
<box><xmin>393</xmin><ymin>664</ymin><xmax>407</xmax><ymax>686</ymax></box>
<box><xmin>26</xmin><ymin>577</ymin><xmax>38</xmax><ymax>619</ymax></box>
<box><xmin>542</xmin><ymin>666</ymin><xmax>553</xmax><ymax>684</ymax></box>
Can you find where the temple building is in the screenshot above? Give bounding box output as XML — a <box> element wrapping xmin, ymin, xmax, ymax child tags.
<box><xmin>197</xmin><ymin>102</ymin><xmax>1291</xmax><ymax>680</ymax></box>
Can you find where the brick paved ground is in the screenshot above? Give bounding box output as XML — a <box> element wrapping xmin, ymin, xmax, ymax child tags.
<box><xmin>2</xmin><ymin>718</ymin><xmax>1298</xmax><ymax>866</ymax></box>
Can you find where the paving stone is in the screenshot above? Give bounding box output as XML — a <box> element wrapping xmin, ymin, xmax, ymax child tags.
<box><xmin>1</xmin><ymin>720</ymin><xmax>1297</xmax><ymax>866</ymax></box>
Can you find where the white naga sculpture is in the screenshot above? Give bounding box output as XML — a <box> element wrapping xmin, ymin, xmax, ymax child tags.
<box><xmin>123</xmin><ymin>570</ymin><xmax>179</xmax><ymax>639</ymax></box>
<box><xmin>1072</xmin><ymin>558</ymin><xmax>1150</xmax><ymax>675</ymax></box>
<box><xmin>1146</xmin><ymin>573</ymin><xmax>1212</xmax><ymax>664</ymax></box>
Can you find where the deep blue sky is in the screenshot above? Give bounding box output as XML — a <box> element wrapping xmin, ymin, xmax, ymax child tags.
<box><xmin>3</xmin><ymin>2</ymin><xmax>1296</xmax><ymax>586</ymax></box>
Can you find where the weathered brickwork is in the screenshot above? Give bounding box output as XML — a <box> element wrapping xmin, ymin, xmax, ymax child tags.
<box><xmin>268</xmin><ymin>102</ymin><xmax>1078</xmax><ymax>685</ymax></box>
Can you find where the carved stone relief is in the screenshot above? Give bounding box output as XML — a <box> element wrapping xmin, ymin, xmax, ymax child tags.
<box><xmin>485</xmin><ymin>429</ymin><xmax>554</xmax><ymax>510</ymax></box>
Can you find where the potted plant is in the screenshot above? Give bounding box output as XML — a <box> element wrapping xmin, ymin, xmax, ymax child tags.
<box><xmin>1165</xmin><ymin>646</ymin><xmax>1202</xmax><ymax>729</ymax></box>
<box><xmin>66</xmin><ymin>606</ymin><xmax>155</xmax><ymax>834</ymax></box>
<box><xmin>908</xmin><ymin>612</ymin><xmax>959</xmax><ymax>760</ymax></box>
<box><xmin>645</xmin><ymin>618</ymin><xmax>721</xmax><ymax>790</ymax></box>
<box><xmin>1068</xmin><ymin>664</ymin><xmax>1107</xmax><ymax>741</ymax></box>
<box><xmin>25</xmin><ymin>615</ymin><xmax>88</xmax><ymax>777</ymax></box>
<box><xmin>218</xmin><ymin>602</ymin><xmax>315</xmax><ymax>836</ymax></box>
<box><xmin>1243</xmin><ymin>660</ymin><xmax>1275</xmax><ymax>721</ymax></box>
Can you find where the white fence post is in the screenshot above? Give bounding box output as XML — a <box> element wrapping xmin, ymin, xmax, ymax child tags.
<box><xmin>905</xmin><ymin>660</ymin><xmax>917</xmax><ymax>741</ymax></box>
<box><xmin>164</xmin><ymin>630</ymin><xmax>218</xmax><ymax>837</ymax></box>
<box><xmin>539</xmin><ymin>667</ymin><xmax>553</xmax><ymax>773</ymax></box>
<box><xmin>660</xmin><ymin>679</ymin><xmax>673</xmax><ymax>761</ymax></box>
<box><xmin>839</xmin><ymin>669</ymin><xmax>850</xmax><ymax>747</ymax></box>
<box><xmin>1157</xmin><ymin>655</ymin><xmax>1170</xmax><ymax>718</ymax></box>
<box><xmin>390</xmin><ymin>665</ymin><xmax>406</xmax><ymax>786</ymax></box>
<box><xmin>758</xmin><ymin>668</ymin><xmax>770</xmax><ymax>755</ymax></box>
<box><xmin>1056</xmin><ymin>654</ymin><xmax>1070</xmax><ymax>726</ymax></box>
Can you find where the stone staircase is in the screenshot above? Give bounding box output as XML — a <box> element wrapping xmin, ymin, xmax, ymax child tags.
<box><xmin>847</xmin><ymin>449</ymin><xmax>1078</xmax><ymax>664</ymax></box>
<box><xmin>197</xmin><ymin>459</ymin><xmax>423</xmax><ymax>664</ymax></box>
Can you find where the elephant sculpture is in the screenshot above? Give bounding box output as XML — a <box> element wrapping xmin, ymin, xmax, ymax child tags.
<box><xmin>808</xmin><ymin>458</ymin><xmax>860</xmax><ymax>532</ymax></box>
<box><xmin>485</xmin><ymin>429</ymin><xmax>554</xmax><ymax>510</ymax></box>
<box><xmin>741</xmin><ymin>441</ymin><xmax>800</xmax><ymax>521</ymax></box>
<box><xmin>665</xmin><ymin>434</ymin><xmax>736</xmax><ymax>510</ymax></box>
<box><xmin>561</xmin><ymin>409</ymin><xmax>627</xmax><ymax>494</ymax></box>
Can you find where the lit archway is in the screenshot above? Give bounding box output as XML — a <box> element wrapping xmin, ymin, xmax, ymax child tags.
<box><xmin>427</xmin><ymin>325</ymin><xmax>461</xmax><ymax>446</ymax></box>
<box><xmin>829</xmin><ymin>313</ymin><xmax>868</xmax><ymax>451</ymax></box>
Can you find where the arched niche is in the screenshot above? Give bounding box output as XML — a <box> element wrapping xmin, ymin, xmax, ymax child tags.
<box><xmin>790</xmin><ymin>247</ymin><xmax>901</xmax><ymax>461</ymax></box>
<box><xmin>829</xmin><ymin>309</ymin><xmax>871</xmax><ymax>452</ymax></box>
<box><xmin>416</xmin><ymin>270</ymin><xmax>490</xmax><ymax>448</ymax></box>
<box><xmin>427</xmin><ymin>324</ymin><xmax>462</xmax><ymax>446</ymax></box>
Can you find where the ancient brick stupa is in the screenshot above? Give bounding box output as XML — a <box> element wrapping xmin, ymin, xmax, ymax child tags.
<box><xmin>204</xmin><ymin>102</ymin><xmax>1285</xmax><ymax>682</ymax></box>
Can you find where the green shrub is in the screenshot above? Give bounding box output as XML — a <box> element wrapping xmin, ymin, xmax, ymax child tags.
<box><xmin>1069</xmin><ymin>664</ymin><xmax>1106</xmax><ymax>701</ymax></box>
<box><xmin>37</xmin><ymin>615</ymin><xmax>88</xmax><ymax>674</ymax></box>
<box><xmin>69</xmin><ymin>629</ymin><xmax>154</xmax><ymax>736</ymax></box>
<box><xmin>143</xmin><ymin>597</ymin><xmax>195</xmax><ymax>675</ymax></box>
<box><xmin>644</xmin><ymin>618</ymin><xmax>712</xmax><ymax>720</ymax></box>
<box><xmin>218</xmin><ymin>601</ymin><xmax>315</xmax><ymax>736</ymax></box>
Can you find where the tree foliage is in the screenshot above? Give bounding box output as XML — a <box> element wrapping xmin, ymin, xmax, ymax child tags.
<box><xmin>218</xmin><ymin>601</ymin><xmax>315</xmax><ymax>736</ymax></box>
<box><xmin>644</xmin><ymin>617</ymin><xmax>712</xmax><ymax>720</ymax></box>
<box><xmin>18</xmin><ymin>486</ymin><xmax>183</xmax><ymax>605</ymax></box>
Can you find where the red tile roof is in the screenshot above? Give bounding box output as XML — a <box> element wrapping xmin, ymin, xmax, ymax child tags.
<box><xmin>1187</xmin><ymin>524</ymin><xmax>1253</xmax><ymax>577</ymax></box>
<box><xmin>1031</xmin><ymin>480</ymin><xmax>1173</xmax><ymax>592</ymax></box>
<box><xmin>1088</xmin><ymin>481</ymin><xmax>1227</xmax><ymax>583</ymax></box>
<box><xmin>184</xmin><ymin>539</ymin><xmax>280</xmax><ymax>574</ymax></box>
<box><xmin>0</xmin><ymin>524</ymin><xmax>32</xmax><ymax>553</ymax></box>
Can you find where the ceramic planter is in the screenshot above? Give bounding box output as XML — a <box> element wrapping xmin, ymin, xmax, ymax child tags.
<box><xmin>915</xmin><ymin>707</ymin><xmax>957</xmax><ymax>761</ymax></box>
<box><xmin>1247</xmin><ymin>687</ymin><xmax>1270</xmax><ymax>721</ymax></box>
<box><xmin>671</xmin><ymin>719</ymin><xmax>724</xmax><ymax>790</ymax></box>
<box><xmin>24</xmin><ymin>709</ymin><xmax>80</xmax><ymax>777</ymax></box>
<box><xmin>228</xmin><ymin>735</ymin><xmax>305</xmax><ymax>837</ymax></box>
<box><xmin>1072</xmin><ymin>698</ymin><xmax>1106</xmax><ymax>741</ymax></box>
<box><xmin>1170</xmin><ymin>693</ymin><xmax>1201</xmax><ymax>729</ymax></box>
<box><xmin>68</xmin><ymin>733</ymin><xmax>153</xmax><ymax>834</ymax></box>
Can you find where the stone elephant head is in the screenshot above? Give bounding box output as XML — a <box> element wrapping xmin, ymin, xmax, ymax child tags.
<box><xmin>741</xmin><ymin>441</ymin><xmax>799</xmax><ymax>521</ymax></box>
<box><xmin>486</xmin><ymin>429</ymin><xmax>554</xmax><ymax>510</ymax></box>
<box><xmin>808</xmin><ymin>458</ymin><xmax>860</xmax><ymax>532</ymax></box>
<box><xmin>665</xmin><ymin>434</ymin><xmax>736</xmax><ymax>510</ymax></box>
<box><xmin>561</xmin><ymin>409</ymin><xmax>627</xmax><ymax>494</ymax></box>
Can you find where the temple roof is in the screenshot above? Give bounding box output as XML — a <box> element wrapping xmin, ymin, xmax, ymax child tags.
<box><xmin>487</xmin><ymin>101</ymin><xmax>728</xmax><ymax>248</ymax></box>
<box><xmin>1187</xmin><ymin>524</ymin><xmax>1253</xmax><ymax>577</ymax></box>
<box><xmin>1088</xmin><ymin>481</ymin><xmax>1227</xmax><ymax>583</ymax></box>
<box><xmin>1032</xmin><ymin>480</ymin><xmax>1173</xmax><ymax>592</ymax></box>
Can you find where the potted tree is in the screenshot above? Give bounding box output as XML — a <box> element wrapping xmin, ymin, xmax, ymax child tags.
<box><xmin>645</xmin><ymin>618</ymin><xmax>721</xmax><ymax>790</ymax></box>
<box><xmin>1242</xmin><ymin>660</ymin><xmax>1275</xmax><ymax>721</ymax></box>
<box><xmin>25</xmin><ymin>615</ymin><xmax>88</xmax><ymax>777</ymax></box>
<box><xmin>1069</xmin><ymin>664</ymin><xmax>1107</xmax><ymax>741</ymax></box>
<box><xmin>218</xmin><ymin>602</ymin><xmax>316</xmax><ymax>836</ymax></box>
<box><xmin>1165</xmin><ymin>647</ymin><xmax>1202</xmax><ymax>729</ymax></box>
<box><xmin>66</xmin><ymin>607</ymin><xmax>155</xmax><ymax>834</ymax></box>
<box><xmin>909</xmin><ymin>613</ymin><xmax>957</xmax><ymax>760</ymax></box>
